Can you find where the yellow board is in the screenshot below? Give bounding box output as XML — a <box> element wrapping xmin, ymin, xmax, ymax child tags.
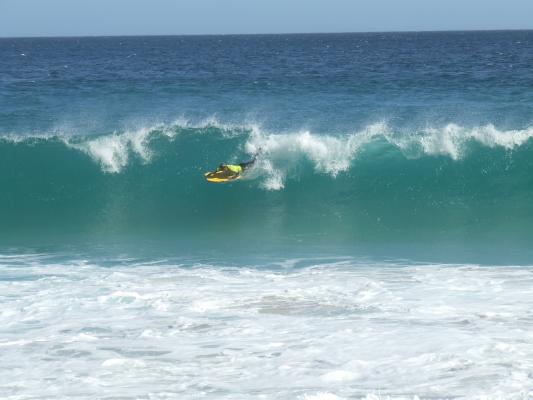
<box><xmin>204</xmin><ymin>170</ymin><xmax>241</xmax><ymax>183</ymax></box>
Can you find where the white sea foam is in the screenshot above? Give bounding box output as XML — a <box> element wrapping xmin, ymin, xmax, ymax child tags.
<box><xmin>65</xmin><ymin>125</ymin><xmax>173</xmax><ymax>173</ymax></box>
<box><xmin>61</xmin><ymin>117</ymin><xmax>255</xmax><ymax>173</ymax></box>
<box><xmin>301</xmin><ymin>393</ymin><xmax>346</xmax><ymax>400</ymax></box>
<box><xmin>1</xmin><ymin>253</ymin><xmax>533</xmax><ymax>399</ymax></box>
<box><xmin>402</xmin><ymin>123</ymin><xmax>533</xmax><ymax>160</ymax></box>
<box><xmin>320</xmin><ymin>370</ymin><xmax>359</xmax><ymax>382</ymax></box>
<box><xmin>245</xmin><ymin>122</ymin><xmax>533</xmax><ymax>189</ymax></box>
<box><xmin>245</xmin><ymin>122</ymin><xmax>386</xmax><ymax>189</ymax></box>
<box><xmin>3</xmin><ymin>120</ymin><xmax>533</xmax><ymax>178</ymax></box>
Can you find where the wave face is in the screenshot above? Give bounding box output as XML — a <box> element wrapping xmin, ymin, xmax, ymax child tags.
<box><xmin>2</xmin><ymin>31</ymin><xmax>533</xmax><ymax>260</ymax></box>
<box><xmin>2</xmin><ymin>121</ymin><xmax>533</xmax><ymax>256</ymax></box>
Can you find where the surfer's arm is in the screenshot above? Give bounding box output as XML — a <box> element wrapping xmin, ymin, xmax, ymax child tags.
<box><xmin>239</xmin><ymin>157</ymin><xmax>256</xmax><ymax>170</ymax></box>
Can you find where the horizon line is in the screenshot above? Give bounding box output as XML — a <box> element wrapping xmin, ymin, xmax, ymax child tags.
<box><xmin>1</xmin><ymin>28</ymin><xmax>532</xmax><ymax>40</ymax></box>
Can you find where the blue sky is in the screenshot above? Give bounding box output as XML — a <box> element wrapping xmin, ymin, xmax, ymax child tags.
<box><xmin>1</xmin><ymin>0</ymin><xmax>532</xmax><ymax>37</ymax></box>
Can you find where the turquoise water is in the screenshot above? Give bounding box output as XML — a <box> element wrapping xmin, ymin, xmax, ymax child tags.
<box><xmin>2</xmin><ymin>32</ymin><xmax>533</xmax><ymax>399</ymax></box>
<box><xmin>2</xmin><ymin>122</ymin><xmax>533</xmax><ymax>262</ymax></box>
<box><xmin>2</xmin><ymin>32</ymin><xmax>533</xmax><ymax>261</ymax></box>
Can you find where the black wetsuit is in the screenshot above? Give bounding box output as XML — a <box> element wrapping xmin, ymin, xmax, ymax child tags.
<box><xmin>239</xmin><ymin>157</ymin><xmax>256</xmax><ymax>171</ymax></box>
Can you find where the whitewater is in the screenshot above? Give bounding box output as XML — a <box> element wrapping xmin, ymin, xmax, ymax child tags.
<box><xmin>3</xmin><ymin>119</ymin><xmax>533</xmax><ymax>185</ymax></box>
<box><xmin>2</xmin><ymin>31</ymin><xmax>533</xmax><ymax>399</ymax></box>
<box><xmin>2</xmin><ymin>253</ymin><xmax>533</xmax><ymax>399</ymax></box>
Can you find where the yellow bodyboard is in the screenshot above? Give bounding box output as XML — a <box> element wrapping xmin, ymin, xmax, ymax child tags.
<box><xmin>204</xmin><ymin>170</ymin><xmax>241</xmax><ymax>183</ymax></box>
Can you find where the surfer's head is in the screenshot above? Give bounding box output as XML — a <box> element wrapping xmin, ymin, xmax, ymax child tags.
<box><xmin>218</xmin><ymin>163</ymin><xmax>225</xmax><ymax>171</ymax></box>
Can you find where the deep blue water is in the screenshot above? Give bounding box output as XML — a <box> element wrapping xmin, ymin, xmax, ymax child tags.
<box><xmin>1</xmin><ymin>31</ymin><xmax>533</xmax><ymax>261</ymax></box>
<box><xmin>2</xmin><ymin>31</ymin><xmax>533</xmax><ymax>133</ymax></box>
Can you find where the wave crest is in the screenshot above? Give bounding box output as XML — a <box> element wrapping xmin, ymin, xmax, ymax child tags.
<box><xmin>2</xmin><ymin>120</ymin><xmax>533</xmax><ymax>184</ymax></box>
<box><xmin>246</xmin><ymin>122</ymin><xmax>533</xmax><ymax>189</ymax></box>
<box><xmin>62</xmin><ymin>118</ymin><xmax>255</xmax><ymax>173</ymax></box>
<box><xmin>245</xmin><ymin>123</ymin><xmax>387</xmax><ymax>189</ymax></box>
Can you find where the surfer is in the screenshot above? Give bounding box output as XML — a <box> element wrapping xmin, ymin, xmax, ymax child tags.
<box><xmin>217</xmin><ymin>156</ymin><xmax>256</xmax><ymax>178</ymax></box>
<box><xmin>204</xmin><ymin>154</ymin><xmax>258</xmax><ymax>182</ymax></box>
<box><xmin>205</xmin><ymin>149</ymin><xmax>262</xmax><ymax>183</ymax></box>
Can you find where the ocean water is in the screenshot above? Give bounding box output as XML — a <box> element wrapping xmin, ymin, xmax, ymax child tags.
<box><xmin>1</xmin><ymin>31</ymin><xmax>533</xmax><ymax>399</ymax></box>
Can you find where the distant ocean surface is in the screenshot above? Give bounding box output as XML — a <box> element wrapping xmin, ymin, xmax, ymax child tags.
<box><xmin>1</xmin><ymin>31</ymin><xmax>533</xmax><ymax>399</ymax></box>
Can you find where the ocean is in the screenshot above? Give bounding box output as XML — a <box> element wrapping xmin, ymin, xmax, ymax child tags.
<box><xmin>1</xmin><ymin>31</ymin><xmax>533</xmax><ymax>399</ymax></box>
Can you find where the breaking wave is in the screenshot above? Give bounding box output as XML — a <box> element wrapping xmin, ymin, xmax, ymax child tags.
<box><xmin>2</xmin><ymin>120</ymin><xmax>533</xmax><ymax>247</ymax></box>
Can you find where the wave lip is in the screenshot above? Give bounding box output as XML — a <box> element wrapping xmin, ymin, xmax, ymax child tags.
<box><xmin>2</xmin><ymin>120</ymin><xmax>533</xmax><ymax>179</ymax></box>
<box><xmin>1</xmin><ymin>118</ymin><xmax>533</xmax><ymax>201</ymax></box>
<box><xmin>410</xmin><ymin>123</ymin><xmax>533</xmax><ymax>160</ymax></box>
<box><xmin>65</xmin><ymin>127</ymin><xmax>160</xmax><ymax>173</ymax></box>
<box><xmin>244</xmin><ymin>122</ymin><xmax>533</xmax><ymax>189</ymax></box>
<box><xmin>54</xmin><ymin>118</ymin><xmax>258</xmax><ymax>173</ymax></box>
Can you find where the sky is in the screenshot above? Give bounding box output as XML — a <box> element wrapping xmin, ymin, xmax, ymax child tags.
<box><xmin>1</xmin><ymin>0</ymin><xmax>533</xmax><ymax>37</ymax></box>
